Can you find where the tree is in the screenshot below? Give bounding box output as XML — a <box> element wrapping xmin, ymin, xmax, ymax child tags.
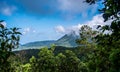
<box><xmin>85</xmin><ymin>0</ymin><xmax>120</xmax><ymax>72</ymax></box>
<box><xmin>30</xmin><ymin>47</ymin><xmax>58</xmax><ymax>72</ymax></box>
<box><xmin>76</xmin><ymin>25</ymin><xmax>97</xmax><ymax>62</ymax></box>
<box><xmin>29</xmin><ymin>46</ymin><xmax>83</xmax><ymax>72</ymax></box>
<box><xmin>56</xmin><ymin>50</ymin><xmax>81</xmax><ymax>72</ymax></box>
<box><xmin>76</xmin><ymin>25</ymin><xmax>97</xmax><ymax>48</ymax></box>
<box><xmin>0</xmin><ymin>20</ymin><xmax>21</xmax><ymax>71</ymax></box>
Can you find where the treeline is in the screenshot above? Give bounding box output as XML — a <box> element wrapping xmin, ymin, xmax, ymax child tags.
<box><xmin>14</xmin><ymin>46</ymin><xmax>75</xmax><ymax>63</ymax></box>
<box><xmin>13</xmin><ymin>47</ymin><xmax>87</xmax><ymax>72</ymax></box>
<box><xmin>9</xmin><ymin>45</ymin><xmax>93</xmax><ymax>72</ymax></box>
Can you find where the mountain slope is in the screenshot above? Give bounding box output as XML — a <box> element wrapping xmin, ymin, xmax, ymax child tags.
<box><xmin>16</xmin><ymin>33</ymin><xmax>79</xmax><ymax>50</ymax></box>
<box><xmin>55</xmin><ymin>33</ymin><xmax>79</xmax><ymax>47</ymax></box>
<box><xmin>22</xmin><ymin>40</ymin><xmax>55</xmax><ymax>47</ymax></box>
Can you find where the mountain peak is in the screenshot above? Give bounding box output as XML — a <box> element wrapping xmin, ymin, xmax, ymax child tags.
<box><xmin>67</xmin><ymin>30</ymin><xmax>79</xmax><ymax>37</ymax></box>
<box><xmin>55</xmin><ymin>32</ymin><xmax>79</xmax><ymax>47</ymax></box>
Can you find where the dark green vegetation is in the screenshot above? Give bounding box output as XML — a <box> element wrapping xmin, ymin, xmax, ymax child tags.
<box><xmin>13</xmin><ymin>46</ymin><xmax>89</xmax><ymax>72</ymax></box>
<box><xmin>0</xmin><ymin>0</ymin><xmax>120</xmax><ymax>72</ymax></box>
<box><xmin>0</xmin><ymin>20</ymin><xmax>21</xmax><ymax>71</ymax></box>
<box><xmin>85</xmin><ymin>0</ymin><xmax>120</xmax><ymax>72</ymax></box>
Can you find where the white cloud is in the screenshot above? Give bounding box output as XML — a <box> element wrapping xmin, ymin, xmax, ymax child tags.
<box><xmin>70</xmin><ymin>24</ymin><xmax>84</xmax><ymax>35</ymax></box>
<box><xmin>23</xmin><ymin>28</ymin><xmax>30</xmax><ymax>35</ymax></box>
<box><xmin>58</xmin><ymin>0</ymin><xmax>98</xmax><ymax>18</ymax></box>
<box><xmin>0</xmin><ymin>2</ymin><xmax>17</xmax><ymax>16</ymax></box>
<box><xmin>71</xmin><ymin>14</ymin><xmax>112</xmax><ymax>32</ymax></box>
<box><xmin>54</xmin><ymin>14</ymin><xmax>112</xmax><ymax>35</ymax></box>
<box><xmin>87</xmin><ymin>14</ymin><xmax>112</xmax><ymax>29</ymax></box>
<box><xmin>33</xmin><ymin>30</ymin><xmax>36</xmax><ymax>33</ymax></box>
<box><xmin>58</xmin><ymin>0</ymin><xmax>88</xmax><ymax>12</ymax></box>
<box><xmin>1</xmin><ymin>6</ymin><xmax>17</xmax><ymax>16</ymax></box>
<box><xmin>54</xmin><ymin>25</ymin><xmax>65</xmax><ymax>34</ymax></box>
<box><xmin>25</xmin><ymin>28</ymin><xmax>30</xmax><ymax>32</ymax></box>
<box><xmin>22</xmin><ymin>27</ymin><xmax>37</xmax><ymax>35</ymax></box>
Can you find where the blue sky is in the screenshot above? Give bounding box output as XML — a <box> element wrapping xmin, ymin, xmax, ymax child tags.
<box><xmin>0</xmin><ymin>0</ymin><xmax>103</xmax><ymax>44</ymax></box>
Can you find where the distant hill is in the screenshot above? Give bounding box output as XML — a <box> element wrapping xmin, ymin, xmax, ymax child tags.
<box><xmin>15</xmin><ymin>32</ymin><xmax>80</xmax><ymax>50</ymax></box>
<box><xmin>22</xmin><ymin>40</ymin><xmax>55</xmax><ymax>47</ymax></box>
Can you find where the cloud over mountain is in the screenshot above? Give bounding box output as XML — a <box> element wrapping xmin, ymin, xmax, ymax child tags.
<box><xmin>55</xmin><ymin>25</ymin><xmax>65</xmax><ymax>34</ymax></box>
<box><xmin>55</xmin><ymin>14</ymin><xmax>112</xmax><ymax>35</ymax></box>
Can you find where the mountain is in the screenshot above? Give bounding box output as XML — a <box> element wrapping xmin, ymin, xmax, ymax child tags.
<box><xmin>54</xmin><ymin>33</ymin><xmax>79</xmax><ymax>47</ymax></box>
<box><xmin>16</xmin><ymin>32</ymin><xmax>79</xmax><ymax>50</ymax></box>
<box><xmin>15</xmin><ymin>41</ymin><xmax>55</xmax><ymax>51</ymax></box>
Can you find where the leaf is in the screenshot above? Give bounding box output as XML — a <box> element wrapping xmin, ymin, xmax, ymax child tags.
<box><xmin>15</xmin><ymin>32</ymin><xmax>22</xmax><ymax>35</ymax></box>
<box><xmin>0</xmin><ymin>24</ymin><xmax>5</xmax><ymax>29</ymax></box>
<box><xmin>11</xmin><ymin>35</ymin><xmax>16</xmax><ymax>40</ymax></box>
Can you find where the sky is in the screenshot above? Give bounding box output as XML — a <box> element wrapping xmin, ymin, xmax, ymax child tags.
<box><xmin>0</xmin><ymin>0</ymin><xmax>106</xmax><ymax>44</ymax></box>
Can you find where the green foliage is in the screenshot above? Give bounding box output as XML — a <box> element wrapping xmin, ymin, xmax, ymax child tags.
<box><xmin>21</xmin><ymin>63</ymin><xmax>31</xmax><ymax>72</ymax></box>
<box><xmin>89</xmin><ymin>21</ymin><xmax>120</xmax><ymax>72</ymax></box>
<box><xmin>0</xmin><ymin>20</ymin><xmax>21</xmax><ymax>71</ymax></box>
<box><xmin>84</xmin><ymin>0</ymin><xmax>120</xmax><ymax>72</ymax></box>
<box><xmin>30</xmin><ymin>47</ymin><xmax>57</xmax><ymax>72</ymax></box>
<box><xmin>76</xmin><ymin>22</ymin><xmax>120</xmax><ymax>72</ymax></box>
<box><xmin>109</xmin><ymin>49</ymin><xmax>120</xmax><ymax>72</ymax></box>
<box><xmin>29</xmin><ymin>47</ymin><xmax>84</xmax><ymax>72</ymax></box>
<box><xmin>61</xmin><ymin>50</ymin><xmax>81</xmax><ymax>72</ymax></box>
<box><xmin>76</xmin><ymin>25</ymin><xmax>97</xmax><ymax>62</ymax></box>
<box><xmin>76</xmin><ymin>25</ymin><xmax>97</xmax><ymax>48</ymax></box>
<box><xmin>55</xmin><ymin>50</ymin><xmax>81</xmax><ymax>72</ymax></box>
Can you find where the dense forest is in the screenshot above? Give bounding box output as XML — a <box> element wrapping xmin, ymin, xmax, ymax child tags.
<box><xmin>0</xmin><ymin>0</ymin><xmax>120</xmax><ymax>72</ymax></box>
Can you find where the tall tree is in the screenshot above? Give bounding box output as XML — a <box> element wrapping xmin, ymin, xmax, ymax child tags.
<box><xmin>76</xmin><ymin>25</ymin><xmax>97</xmax><ymax>62</ymax></box>
<box><xmin>76</xmin><ymin>25</ymin><xmax>97</xmax><ymax>48</ymax></box>
<box><xmin>0</xmin><ymin>20</ymin><xmax>21</xmax><ymax>71</ymax></box>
